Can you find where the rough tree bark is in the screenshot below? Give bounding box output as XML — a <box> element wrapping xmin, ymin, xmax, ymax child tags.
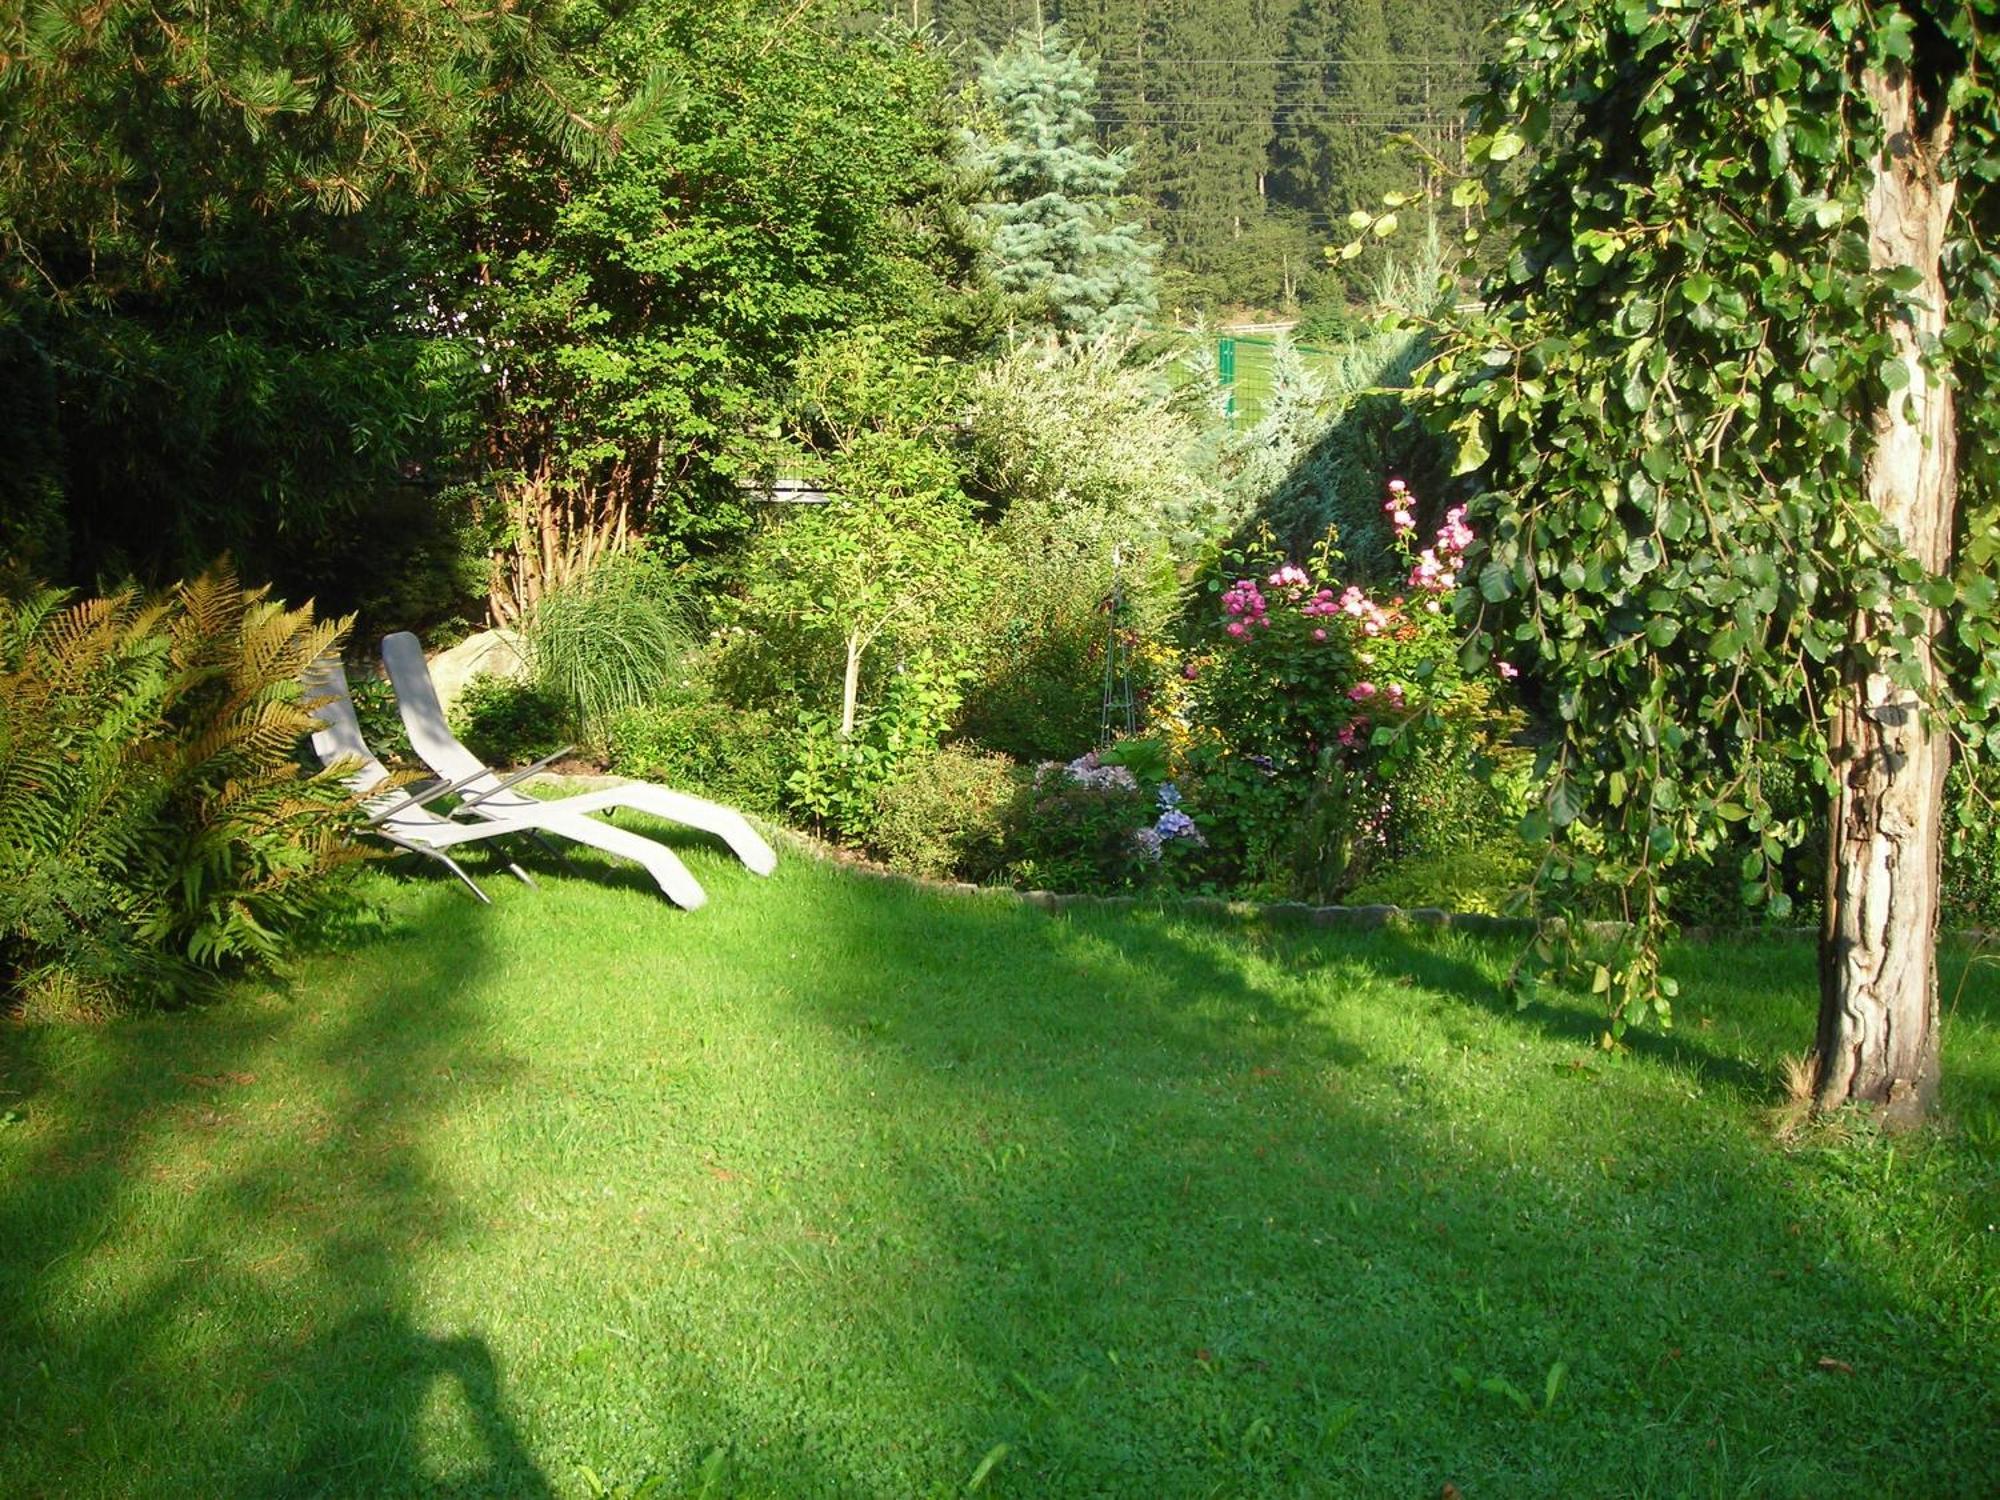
<box><xmin>1814</xmin><ymin>62</ymin><xmax>1957</xmax><ymax>1127</ymax></box>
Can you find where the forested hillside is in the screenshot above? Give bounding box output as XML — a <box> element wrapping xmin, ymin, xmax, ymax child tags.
<box><xmin>900</xmin><ymin>0</ymin><xmax>1500</xmax><ymax>310</ymax></box>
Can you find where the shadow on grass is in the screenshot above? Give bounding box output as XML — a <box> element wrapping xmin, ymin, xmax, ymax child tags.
<box><xmin>747</xmin><ymin>883</ymin><xmax>2000</xmax><ymax>1496</ymax></box>
<box><xmin>0</xmin><ymin>883</ymin><xmax>552</xmax><ymax>1497</ymax></box>
<box><xmin>1</xmin><ymin>855</ymin><xmax>1994</xmax><ymax>1497</ymax></box>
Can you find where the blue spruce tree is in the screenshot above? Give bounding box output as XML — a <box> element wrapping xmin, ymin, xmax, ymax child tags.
<box><xmin>963</xmin><ymin>26</ymin><xmax>1159</xmax><ymax>339</ymax></box>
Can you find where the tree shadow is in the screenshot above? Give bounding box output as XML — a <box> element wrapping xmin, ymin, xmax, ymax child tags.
<box><xmin>746</xmin><ymin>884</ymin><xmax>2000</xmax><ymax>1495</ymax></box>
<box><xmin>0</xmin><ymin>884</ymin><xmax>553</xmax><ymax>1497</ymax></box>
<box><xmin>4</xmin><ymin>860</ymin><xmax>1994</xmax><ymax>1496</ymax></box>
<box><xmin>261</xmin><ymin>1314</ymin><xmax>552</xmax><ymax>1499</ymax></box>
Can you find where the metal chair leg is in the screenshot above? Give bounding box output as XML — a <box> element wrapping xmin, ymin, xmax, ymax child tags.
<box><xmin>434</xmin><ymin>850</ymin><xmax>494</xmax><ymax>904</ymax></box>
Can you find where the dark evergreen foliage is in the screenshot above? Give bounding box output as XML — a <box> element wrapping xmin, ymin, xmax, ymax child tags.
<box><xmin>894</xmin><ymin>0</ymin><xmax>1502</xmax><ymax>309</ymax></box>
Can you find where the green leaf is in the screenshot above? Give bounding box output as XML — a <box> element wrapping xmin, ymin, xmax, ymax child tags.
<box><xmin>1453</xmin><ymin>416</ymin><xmax>1493</xmax><ymax>475</ymax></box>
<box><xmin>965</xmin><ymin>1443</ymin><xmax>1010</xmax><ymax>1492</ymax></box>
<box><xmin>1549</xmin><ymin>777</ymin><xmax>1582</xmax><ymax>828</ymax></box>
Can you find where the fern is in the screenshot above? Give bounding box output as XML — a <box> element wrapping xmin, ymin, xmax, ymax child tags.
<box><xmin>0</xmin><ymin>563</ymin><xmax>365</xmax><ymax>1013</ymax></box>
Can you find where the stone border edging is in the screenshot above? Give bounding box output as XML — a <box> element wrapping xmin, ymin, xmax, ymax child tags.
<box><xmin>765</xmin><ymin>823</ymin><xmax>1553</xmax><ymax>938</ymax></box>
<box><xmin>523</xmin><ymin>773</ymin><xmax>1995</xmax><ymax>947</ymax></box>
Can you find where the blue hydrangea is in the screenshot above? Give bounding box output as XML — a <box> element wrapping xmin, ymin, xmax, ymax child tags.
<box><xmin>1155</xmin><ymin>808</ymin><xmax>1203</xmax><ymax>845</ymax></box>
<box><xmin>1156</xmin><ymin>780</ymin><xmax>1183</xmax><ymax>810</ymax></box>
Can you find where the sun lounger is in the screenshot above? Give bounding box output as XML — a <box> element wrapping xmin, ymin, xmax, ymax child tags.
<box><xmin>304</xmin><ymin>655</ymin><xmax>709</xmax><ymax>908</ymax></box>
<box><xmin>378</xmin><ymin>631</ymin><xmax>777</xmax><ymax>879</ymax></box>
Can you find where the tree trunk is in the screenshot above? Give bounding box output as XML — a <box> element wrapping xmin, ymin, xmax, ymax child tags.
<box><xmin>1814</xmin><ymin>63</ymin><xmax>1956</xmax><ymax>1127</ymax></box>
<box><xmin>840</xmin><ymin>632</ymin><xmax>864</xmax><ymax>740</ymax></box>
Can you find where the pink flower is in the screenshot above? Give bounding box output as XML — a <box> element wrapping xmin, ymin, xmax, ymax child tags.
<box><xmin>1348</xmin><ymin>682</ymin><xmax>1377</xmax><ymax>701</ymax></box>
<box><xmin>1497</xmin><ymin>660</ymin><xmax>1520</xmax><ymax>680</ymax></box>
<box><xmin>1183</xmin><ymin>661</ymin><xmax>1200</xmax><ymax>680</ymax></box>
<box><xmin>1226</xmin><ymin>621</ymin><xmax>1246</xmax><ymax>638</ymax></box>
<box><xmin>1312</xmin><ymin>628</ymin><xmax>1327</xmax><ymax>641</ymax></box>
<box><xmin>1385</xmin><ymin>683</ymin><xmax>1406</xmax><ymax>708</ymax></box>
<box><xmin>1388</xmin><ymin>478</ymin><xmax>1407</xmax><ymax>494</ymax></box>
<box><xmin>1221</xmin><ymin>578</ymin><xmax>1269</xmax><ymax>624</ymax></box>
<box><xmin>1337</xmin><ymin>721</ymin><xmax>1361</xmax><ymax>747</ymax></box>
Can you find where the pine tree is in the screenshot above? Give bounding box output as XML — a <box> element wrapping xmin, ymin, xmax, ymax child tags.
<box><xmin>964</xmin><ymin>25</ymin><xmax>1160</xmax><ymax>336</ymax></box>
<box><xmin>1135</xmin><ymin>0</ymin><xmax>1287</xmax><ymax>306</ymax></box>
<box><xmin>1271</xmin><ymin>0</ymin><xmax>1401</xmax><ymax>220</ymax></box>
<box><xmin>1382</xmin><ymin>0</ymin><xmax>1495</xmax><ymax>197</ymax></box>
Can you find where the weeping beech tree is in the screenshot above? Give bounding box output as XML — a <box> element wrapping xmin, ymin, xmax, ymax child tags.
<box><xmin>1423</xmin><ymin>1</ymin><xmax>2000</xmax><ymax>1124</ymax></box>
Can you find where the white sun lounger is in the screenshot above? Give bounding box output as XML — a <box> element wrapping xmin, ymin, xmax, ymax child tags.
<box><xmin>304</xmin><ymin>655</ymin><xmax>709</xmax><ymax>909</ymax></box>
<box><xmin>379</xmin><ymin>631</ymin><xmax>778</xmax><ymax>880</ymax></box>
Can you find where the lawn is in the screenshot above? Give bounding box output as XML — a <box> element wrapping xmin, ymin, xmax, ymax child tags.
<box><xmin>1</xmin><ymin>832</ymin><xmax>1996</xmax><ymax>1498</ymax></box>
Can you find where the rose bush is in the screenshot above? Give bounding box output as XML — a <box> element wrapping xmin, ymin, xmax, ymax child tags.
<box><xmin>1176</xmin><ymin>481</ymin><xmax>1524</xmax><ymax>901</ymax></box>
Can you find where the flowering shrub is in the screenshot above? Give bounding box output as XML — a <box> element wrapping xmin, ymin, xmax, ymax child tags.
<box><xmin>1010</xmin><ymin>750</ymin><xmax>1205</xmax><ymax>892</ymax></box>
<box><xmin>1178</xmin><ymin>481</ymin><xmax>1521</xmax><ymax>900</ymax></box>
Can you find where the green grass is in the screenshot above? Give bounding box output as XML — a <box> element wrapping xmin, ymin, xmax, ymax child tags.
<box><xmin>2</xmin><ymin>832</ymin><xmax>1997</xmax><ymax>1498</ymax></box>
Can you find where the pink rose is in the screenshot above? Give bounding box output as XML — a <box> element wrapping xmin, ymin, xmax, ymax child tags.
<box><xmin>1348</xmin><ymin>682</ymin><xmax>1377</xmax><ymax>701</ymax></box>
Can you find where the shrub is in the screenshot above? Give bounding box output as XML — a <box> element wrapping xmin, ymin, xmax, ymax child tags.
<box><xmin>524</xmin><ymin>551</ymin><xmax>693</xmax><ymax>744</ymax></box>
<box><xmin>960</xmin><ymin>505</ymin><xmax>1180</xmax><ymax>763</ymax></box>
<box><xmin>1945</xmin><ymin>760</ymin><xmax>2000</xmax><ymax>932</ymax></box>
<box><xmin>1009</xmin><ymin>750</ymin><xmax>1207</xmax><ymax>894</ymax></box>
<box><xmin>1222</xmin><ymin>332</ymin><xmax>1456</xmax><ymax>578</ymax></box>
<box><xmin>0</xmin><ymin>567</ymin><xmax>363</xmax><ymax>1014</ymax></box>
<box><xmin>960</xmin><ymin>333</ymin><xmax>1224</xmax><ymax>547</ymax></box>
<box><xmin>450</xmin><ymin>673</ymin><xmax>571</xmax><ymax>768</ymax></box>
<box><xmin>868</xmin><ymin>744</ymin><xmax>1021</xmax><ymax>882</ymax></box>
<box><xmin>605</xmin><ymin>687</ymin><xmax>785</xmax><ymax>817</ymax></box>
<box><xmin>348</xmin><ymin>669</ymin><xmax>415</xmax><ymax>765</ymax></box>
<box><xmin>1345</xmin><ymin>842</ymin><xmax>1538</xmax><ymax>917</ymax></box>
<box><xmin>783</xmin><ymin>652</ymin><xmax>968</xmax><ymax>840</ymax></box>
<box><xmin>1177</xmin><ymin>488</ymin><xmax>1520</xmax><ymax>903</ymax></box>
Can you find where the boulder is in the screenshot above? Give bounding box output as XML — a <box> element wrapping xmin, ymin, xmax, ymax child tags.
<box><xmin>425</xmin><ymin>628</ymin><xmax>529</xmax><ymax>718</ymax></box>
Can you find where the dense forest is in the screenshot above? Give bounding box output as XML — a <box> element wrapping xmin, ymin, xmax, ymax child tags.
<box><xmin>900</xmin><ymin>0</ymin><xmax>1502</xmax><ymax>310</ymax></box>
